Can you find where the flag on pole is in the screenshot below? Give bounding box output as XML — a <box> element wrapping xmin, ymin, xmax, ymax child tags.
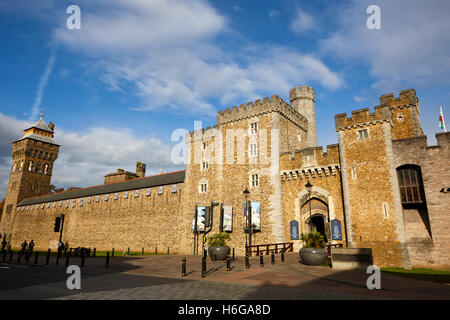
<box><xmin>439</xmin><ymin>106</ymin><xmax>446</xmax><ymax>132</ymax></box>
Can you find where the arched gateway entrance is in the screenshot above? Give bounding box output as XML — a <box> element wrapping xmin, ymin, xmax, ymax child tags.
<box><xmin>301</xmin><ymin>198</ymin><xmax>329</xmax><ymax>243</ymax></box>
<box><xmin>295</xmin><ymin>186</ymin><xmax>333</xmax><ymax>244</ymax></box>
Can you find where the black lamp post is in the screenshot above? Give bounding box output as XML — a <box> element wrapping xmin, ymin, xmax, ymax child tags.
<box><xmin>305</xmin><ymin>181</ymin><xmax>313</xmax><ymax>233</ymax></box>
<box><xmin>243</xmin><ymin>188</ymin><xmax>250</xmax><ymax>256</ymax></box>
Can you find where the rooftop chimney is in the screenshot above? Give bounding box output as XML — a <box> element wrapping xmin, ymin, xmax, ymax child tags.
<box><xmin>136</xmin><ymin>162</ymin><xmax>146</xmax><ymax>178</ymax></box>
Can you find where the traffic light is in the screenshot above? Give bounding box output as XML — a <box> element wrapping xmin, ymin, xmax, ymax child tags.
<box><xmin>54</xmin><ymin>217</ymin><xmax>61</xmax><ymax>232</ymax></box>
<box><xmin>203</xmin><ymin>206</ymin><xmax>211</xmax><ymax>228</ymax></box>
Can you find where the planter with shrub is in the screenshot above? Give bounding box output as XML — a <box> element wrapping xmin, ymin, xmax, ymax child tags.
<box><xmin>299</xmin><ymin>231</ymin><xmax>328</xmax><ymax>266</ymax></box>
<box><xmin>207</xmin><ymin>232</ymin><xmax>231</xmax><ymax>260</ymax></box>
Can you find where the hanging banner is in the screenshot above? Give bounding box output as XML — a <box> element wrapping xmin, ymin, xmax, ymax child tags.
<box><xmin>331</xmin><ymin>219</ymin><xmax>342</xmax><ymax>240</ymax></box>
<box><xmin>223</xmin><ymin>205</ymin><xmax>233</xmax><ymax>232</ymax></box>
<box><xmin>244</xmin><ymin>201</ymin><xmax>261</xmax><ymax>232</ymax></box>
<box><xmin>192</xmin><ymin>206</ymin><xmax>206</xmax><ymax>232</ymax></box>
<box><xmin>290</xmin><ymin>220</ymin><xmax>299</xmax><ymax>240</ymax></box>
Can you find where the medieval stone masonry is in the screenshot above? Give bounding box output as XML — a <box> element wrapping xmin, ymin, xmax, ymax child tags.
<box><xmin>1</xmin><ymin>86</ymin><xmax>448</xmax><ymax>269</ymax></box>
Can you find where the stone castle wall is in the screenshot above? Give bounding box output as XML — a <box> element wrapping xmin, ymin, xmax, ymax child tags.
<box><xmin>335</xmin><ymin>107</ymin><xmax>410</xmax><ymax>268</ymax></box>
<box><xmin>392</xmin><ymin>132</ymin><xmax>450</xmax><ymax>269</ymax></box>
<box><xmin>280</xmin><ymin>145</ymin><xmax>346</xmax><ymax>251</ymax></box>
<box><xmin>10</xmin><ymin>182</ymin><xmax>187</xmax><ymax>253</ymax></box>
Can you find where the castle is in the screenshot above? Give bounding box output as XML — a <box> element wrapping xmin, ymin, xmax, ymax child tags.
<box><xmin>1</xmin><ymin>86</ymin><xmax>449</xmax><ymax>269</ymax></box>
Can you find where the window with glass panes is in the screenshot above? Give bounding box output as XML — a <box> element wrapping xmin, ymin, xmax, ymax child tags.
<box><xmin>397</xmin><ymin>166</ymin><xmax>424</xmax><ymax>204</ymax></box>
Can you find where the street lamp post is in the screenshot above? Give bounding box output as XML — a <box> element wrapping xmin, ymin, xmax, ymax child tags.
<box><xmin>305</xmin><ymin>181</ymin><xmax>313</xmax><ymax>233</ymax></box>
<box><xmin>243</xmin><ymin>188</ymin><xmax>250</xmax><ymax>256</ymax></box>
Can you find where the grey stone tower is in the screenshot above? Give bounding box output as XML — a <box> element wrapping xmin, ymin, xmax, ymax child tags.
<box><xmin>289</xmin><ymin>85</ymin><xmax>317</xmax><ymax>148</ymax></box>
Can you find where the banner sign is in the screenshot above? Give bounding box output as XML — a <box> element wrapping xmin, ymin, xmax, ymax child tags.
<box><xmin>244</xmin><ymin>201</ymin><xmax>261</xmax><ymax>232</ymax></box>
<box><xmin>290</xmin><ymin>220</ymin><xmax>299</xmax><ymax>240</ymax></box>
<box><xmin>192</xmin><ymin>206</ymin><xmax>206</xmax><ymax>232</ymax></box>
<box><xmin>331</xmin><ymin>219</ymin><xmax>343</xmax><ymax>240</ymax></box>
<box><xmin>223</xmin><ymin>205</ymin><xmax>233</xmax><ymax>232</ymax></box>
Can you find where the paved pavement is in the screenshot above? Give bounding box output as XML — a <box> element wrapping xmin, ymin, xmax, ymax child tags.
<box><xmin>1</xmin><ymin>251</ymin><xmax>449</xmax><ymax>300</ymax></box>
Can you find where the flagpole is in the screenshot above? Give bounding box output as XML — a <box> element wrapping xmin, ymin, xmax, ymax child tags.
<box><xmin>440</xmin><ymin>106</ymin><xmax>447</xmax><ymax>132</ymax></box>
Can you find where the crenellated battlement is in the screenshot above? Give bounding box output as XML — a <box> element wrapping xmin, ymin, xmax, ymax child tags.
<box><xmin>280</xmin><ymin>144</ymin><xmax>340</xmax><ymax>175</ymax></box>
<box><xmin>289</xmin><ymin>85</ymin><xmax>315</xmax><ymax>103</ymax></box>
<box><xmin>380</xmin><ymin>88</ymin><xmax>418</xmax><ymax>108</ymax></box>
<box><xmin>217</xmin><ymin>94</ymin><xmax>308</xmax><ymax>130</ymax></box>
<box><xmin>186</xmin><ymin>124</ymin><xmax>221</xmax><ymax>142</ymax></box>
<box><xmin>335</xmin><ymin>106</ymin><xmax>392</xmax><ymax>131</ymax></box>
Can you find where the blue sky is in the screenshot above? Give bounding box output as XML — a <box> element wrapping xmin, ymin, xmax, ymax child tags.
<box><xmin>1</xmin><ymin>0</ymin><xmax>449</xmax><ymax>196</ymax></box>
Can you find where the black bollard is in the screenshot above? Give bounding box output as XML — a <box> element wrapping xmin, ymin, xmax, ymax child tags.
<box><xmin>9</xmin><ymin>250</ymin><xmax>13</xmax><ymax>262</ymax></box>
<box><xmin>17</xmin><ymin>252</ymin><xmax>21</xmax><ymax>263</ymax></box>
<box><xmin>112</xmin><ymin>248</ymin><xmax>114</xmax><ymax>257</ymax></box>
<box><xmin>155</xmin><ymin>247</ymin><xmax>157</xmax><ymax>255</ymax></box>
<box><xmin>214</xmin><ymin>254</ymin><xmax>217</xmax><ymax>262</ymax></box>
<box><xmin>167</xmin><ymin>247</ymin><xmax>170</xmax><ymax>255</ymax></box>
<box><xmin>25</xmin><ymin>252</ymin><xmax>30</xmax><ymax>264</ymax></box>
<box><xmin>46</xmin><ymin>249</ymin><xmax>50</xmax><ymax>265</ymax></box>
<box><xmin>93</xmin><ymin>248</ymin><xmax>96</xmax><ymax>257</ymax></box>
<box><xmin>127</xmin><ymin>247</ymin><xmax>130</xmax><ymax>256</ymax></box>
<box><xmin>281</xmin><ymin>250</ymin><xmax>285</xmax><ymax>263</ymax></box>
<box><xmin>81</xmin><ymin>252</ymin><xmax>85</xmax><ymax>267</ymax></box>
<box><xmin>2</xmin><ymin>249</ymin><xmax>6</xmax><ymax>261</ymax></box>
<box><xmin>226</xmin><ymin>256</ymin><xmax>231</xmax><ymax>271</ymax></box>
<box><xmin>182</xmin><ymin>257</ymin><xmax>186</xmax><ymax>276</ymax></box>
<box><xmin>142</xmin><ymin>247</ymin><xmax>144</xmax><ymax>255</ymax></box>
<box><xmin>56</xmin><ymin>251</ymin><xmax>60</xmax><ymax>265</ymax></box>
<box><xmin>201</xmin><ymin>256</ymin><xmax>206</xmax><ymax>278</ymax></box>
<box><xmin>232</xmin><ymin>248</ymin><xmax>235</xmax><ymax>261</ymax></box>
<box><xmin>65</xmin><ymin>254</ymin><xmax>70</xmax><ymax>267</ymax></box>
<box><xmin>34</xmin><ymin>252</ymin><xmax>39</xmax><ymax>264</ymax></box>
<box><xmin>245</xmin><ymin>255</ymin><xmax>250</xmax><ymax>269</ymax></box>
<box><xmin>260</xmin><ymin>254</ymin><xmax>264</xmax><ymax>267</ymax></box>
<box><xmin>105</xmin><ymin>252</ymin><xmax>110</xmax><ymax>267</ymax></box>
<box><xmin>271</xmin><ymin>252</ymin><xmax>275</xmax><ymax>265</ymax></box>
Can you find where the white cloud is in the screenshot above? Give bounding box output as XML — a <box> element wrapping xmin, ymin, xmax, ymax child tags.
<box><xmin>53</xmin><ymin>0</ymin><xmax>342</xmax><ymax>116</ymax></box>
<box><xmin>269</xmin><ymin>10</ymin><xmax>280</xmax><ymax>19</ymax></box>
<box><xmin>353</xmin><ymin>96</ymin><xmax>364</xmax><ymax>103</ymax></box>
<box><xmin>291</xmin><ymin>7</ymin><xmax>315</xmax><ymax>33</ymax></box>
<box><xmin>0</xmin><ymin>113</ymin><xmax>177</xmax><ymax>198</ymax></box>
<box><xmin>31</xmin><ymin>46</ymin><xmax>55</xmax><ymax>121</ymax></box>
<box><xmin>320</xmin><ymin>0</ymin><xmax>450</xmax><ymax>91</ymax></box>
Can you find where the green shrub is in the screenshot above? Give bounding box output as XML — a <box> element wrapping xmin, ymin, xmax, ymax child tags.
<box><xmin>300</xmin><ymin>231</ymin><xmax>325</xmax><ymax>249</ymax></box>
<box><xmin>208</xmin><ymin>232</ymin><xmax>231</xmax><ymax>247</ymax></box>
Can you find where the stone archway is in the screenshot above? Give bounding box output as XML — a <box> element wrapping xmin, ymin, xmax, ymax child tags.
<box><xmin>305</xmin><ymin>213</ymin><xmax>328</xmax><ymax>243</ymax></box>
<box><xmin>300</xmin><ymin>198</ymin><xmax>329</xmax><ymax>242</ymax></box>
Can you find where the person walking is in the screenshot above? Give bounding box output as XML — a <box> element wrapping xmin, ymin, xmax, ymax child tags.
<box><xmin>21</xmin><ymin>240</ymin><xmax>28</xmax><ymax>256</ymax></box>
<box><xmin>57</xmin><ymin>240</ymin><xmax>64</xmax><ymax>257</ymax></box>
<box><xmin>1</xmin><ymin>237</ymin><xmax>7</xmax><ymax>253</ymax></box>
<box><xmin>28</xmin><ymin>240</ymin><xmax>35</xmax><ymax>255</ymax></box>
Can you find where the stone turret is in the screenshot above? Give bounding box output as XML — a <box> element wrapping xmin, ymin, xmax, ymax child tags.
<box><xmin>290</xmin><ymin>85</ymin><xmax>317</xmax><ymax>148</ymax></box>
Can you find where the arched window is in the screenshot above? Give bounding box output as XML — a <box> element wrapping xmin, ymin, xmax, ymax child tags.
<box><xmin>44</xmin><ymin>152</ymin><xmax>48</xmax><ymax>160</ymax></box>
<box><xmin>39</xmin><ymin>151</ymin><xmax>43</xmax><ymax>159</ymax></box>
<box><xmin>397</xmin><ymin>165</ymin><xmax>425</xmax><ymax>204</ymax></box>
<box><xmin>33</xmin><ymin>150</ymin><xmax>39</xmax><ymax>158</ymax></box>
<box><xmin>36</xmin><ymin>162</ymin><xmax>42</xmax><ymax>173</ymax></box>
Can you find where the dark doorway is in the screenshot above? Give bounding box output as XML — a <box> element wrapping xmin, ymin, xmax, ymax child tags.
<box><xmin>310</xmin><ymin>215</ymin><xmax>328</xmax><ymax>243</ymax></box>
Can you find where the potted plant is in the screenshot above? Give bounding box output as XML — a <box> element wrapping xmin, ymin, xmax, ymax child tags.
<box><xmin>299</xmin><ymin>231</ymin><xmax>328</xmax><ymax>266</ymax></box>
<box><xmin>207</xmin><ymin>232</ymin><xmax>231</xmax><ymax>260</ymax></box>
